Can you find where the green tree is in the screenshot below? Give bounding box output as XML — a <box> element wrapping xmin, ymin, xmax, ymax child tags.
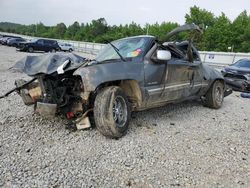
<box><xmin>185</xmin><ymin>6</ymin><xmax>215</xmax><ymax>28</ymax></box>
<box><xmin>64</xmin><ymin>21</ymin><xmax>80</xmax><ymax>39</ymax></box>
<box><xmin>204</xmin><ymin>13</ymin><xmax>232</xmax><ymax>51</ymax></box>
<box><xmin>147</xmin><ymin>22</ymin><xmax>179</xmax><ymax>41</ymax></box>
<box><xmin>231</xmin><ymin>10</ymin><xmax>250</xmax><ymax>52</ymax></box>
<box><xmin>54</xmin><ymin>23</ymin><xmax>67</xmax><ymax>39</ymax></box>
<box><xmin>185</xmin><ymin>6</ymin><xmax>216</xmax><ymax>50</ymax></box>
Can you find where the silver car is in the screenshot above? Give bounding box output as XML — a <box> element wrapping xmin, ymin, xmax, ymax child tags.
<box><xmin>59</xmin><ymin>43</ymin><xmax>74</xmax><ymax>52</ymax></box>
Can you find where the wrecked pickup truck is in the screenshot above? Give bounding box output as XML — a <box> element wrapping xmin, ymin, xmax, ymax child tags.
<box><xmin>0</xmin><ymin>24</ymin><xmax>232</xmax><ymax>138</ymax></box>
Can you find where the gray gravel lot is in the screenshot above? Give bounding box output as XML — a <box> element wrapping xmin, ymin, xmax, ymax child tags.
<box><xmin>0</xmin><ymin>45</ymin><xmax>249</xmax><ymax>188</ymax></box>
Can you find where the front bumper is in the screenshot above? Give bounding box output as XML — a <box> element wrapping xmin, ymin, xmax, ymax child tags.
<box><xmin>224</xmin><ymin>77</ymin><xmax>250</xmax><ymax>93</ymax></box>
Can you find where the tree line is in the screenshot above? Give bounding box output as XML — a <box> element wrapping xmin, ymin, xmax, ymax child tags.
<box><xmin>0</xmin><ymin>6</ymin><xmax>249</xmax><ymax>52</ymax></box>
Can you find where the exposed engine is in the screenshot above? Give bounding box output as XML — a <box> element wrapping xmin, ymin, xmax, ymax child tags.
<box><xmin>16</xmin><ymin>73</ymin><xmax>87</xmax><ymax>122</ymax></box>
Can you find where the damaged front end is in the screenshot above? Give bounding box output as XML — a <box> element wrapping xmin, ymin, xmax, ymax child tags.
<box><xmin>224</xmin><ymin>78</ymin><xmax>250</xmax><ymax>93</ymax></box>
<box><xmin>11</xmin><ymin>53</ymin><xmax>93</xmax><ymax>130</ymax></box>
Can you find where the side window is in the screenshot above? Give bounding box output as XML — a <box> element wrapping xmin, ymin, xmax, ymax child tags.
<box><xmin>44</xmin><ymin>40</ymin><xmax>50</xmax><ymax>45</ymax></box>
<box><xmin>50</xmin><ymin>41</ymin><xmax>56</xmax><ymax>45</ymax></box>
<box><xmin>37</xmin><ymin>40</ymin><xmax>44</xmax><ymax>45</ymax></box>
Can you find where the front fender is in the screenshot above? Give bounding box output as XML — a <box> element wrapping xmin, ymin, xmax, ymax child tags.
<box><xmin>73</xmin><ymin>61</ymin><xmax>144</xmax><ymax>92</ymax></box>
<box><xmin>200</xmin><ymin>63</ymin><xmax>225</xmax><ymax>95</ymax></box>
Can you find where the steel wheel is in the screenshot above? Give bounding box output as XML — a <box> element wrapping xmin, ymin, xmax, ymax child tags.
<box><xmin>203</xmin><ymin>80</ymin><xmax>224</xmax><ymax>109</ymax></box>
<box><xmin>94</xmin><ymin>86</ymin><xmax>131</xmax><ymax>138</ymax></box>
<box><xmin>28</xmin><ymin>47</ymin><xmax>33</xmax><ymax>53</ymax></box>
<box><xmin>113</xmin><ymin>96</ymin><xmax>127</xmax><ymax>127</ymax></box>
<box><xmin>215</xmin><ymin>85</ymin><xmax>223</xmax><ymax>104</ymax></box>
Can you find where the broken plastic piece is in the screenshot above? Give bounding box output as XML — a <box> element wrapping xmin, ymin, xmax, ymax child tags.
<box><xmin>28</xmin><ymin>86</ymin><xmax>42</xmax><ymax>101</ymax></box>
<box><xmin>57</xmin><ymin>60</ymin><xmax>70</xmax><ymax>74</ymax></box>
<box><xmin>36</xmin><ymin>102</ymin><xmax>57</xmax><ymax>118</ymax></box>
<box><xmin>76</xmin><ymin>116</ymin><xmax>91</xmax><ymax>130</ymax></box>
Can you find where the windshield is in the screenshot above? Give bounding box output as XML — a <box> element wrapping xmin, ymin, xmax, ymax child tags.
<box><xmin>96</xmin><ymin>37</ymin><xmax>151</xmax><ymax>62</ymax></box>
<box><xmin>233</xmin><ymin>59</ymin><xmax>250</xmax><ymax>68</ymax></box>
<box><xmin>29</xmin><ymin>38</ymin><xmax>38</xmax><ymax>43</ymax></box>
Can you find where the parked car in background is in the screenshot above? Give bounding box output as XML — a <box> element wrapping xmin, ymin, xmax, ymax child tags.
<box><xmin>59</xmin><ymin>43</ymin><xmax>74</xmax><ymax>52</ymax></box>
<box><xmin>222</xmin><ymin>59</ymin><xmax>250</xmax><ymax>92</ymax></box>
<box><xmin>0</xmin><ymin>37</ymin><xmax>12</xmax><ymax>45</ymax></box>
<box><xmin>0</xmin><ymin>36</ymin><xmax>21</xmax><ymax>45</ymax></box>
<box><xmin>7</xmin><ymin>37</ymin><xmax>26</xmax><ymax>47</ymax></box>
<box><xmin>17</xmin><ymin>38</ymin><xmax>60</xmax><ymax>53</ymax></box>
<box><xmin>0</xmin><ymin>37</ymin><xmax>4</xmax><ymax>44</ymax></box>
<box><xmin>222</xmin><ymin>59</ymin><xmax>250</xmax><ymax>80</ymax></box>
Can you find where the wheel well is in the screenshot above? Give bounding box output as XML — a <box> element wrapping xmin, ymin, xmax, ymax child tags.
<box><xmin>214</xmin><ymin>78</ymin><xmax>225</xmax><ymax>88</ymax></box>
<box><xmin>93</xmin><ymin>80</ymin><xmax>142</xmax><ymax>108</ymax></box>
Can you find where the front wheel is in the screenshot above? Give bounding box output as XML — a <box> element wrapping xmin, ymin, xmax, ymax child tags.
<box><xmin>94</xmin><ymin>86</ymin><xmax>131</xmax><ymax>138</ymax></box>
<box><xmin>28</xmin><ymin>47</ymin><xmax>34</xmax><ymax>53</ymax></box>
<box><xmin>203</xmin><ymin>80</ymin><xmax>224</xmax><ymax>109</ymax></box>
<box><xmin>51</xmin><ymin>48</ymin><xmax>56</xmax><ymax>53</ymax></box>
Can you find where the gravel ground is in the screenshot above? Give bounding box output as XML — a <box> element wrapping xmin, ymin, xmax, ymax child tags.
<box><xmin>0</xmin><ymin>45</ymin><xmax>249</xmax><ymax>188</ymax></box>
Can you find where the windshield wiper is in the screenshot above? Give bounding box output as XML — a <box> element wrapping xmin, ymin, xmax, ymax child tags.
<box><xmin>104</xmin><ymin>40</ymin><xmax>126</xmax><ymax>62</ymax></box>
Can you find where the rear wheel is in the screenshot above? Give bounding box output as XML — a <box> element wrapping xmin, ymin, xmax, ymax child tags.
<box><xmin>94</xmin><ymin>86</ymin><xmax>131</xmax><ymax>138</ymax></box>
<box><xmin>203</xmin><ymin>80</ymin><xmax>224</xmax><ymax>109</ymax></box>
<box><xmin>28</xmin><ymin>47</ymin><xmax>34</xmax><ymax>53</ymax></box>
<box><xmin>69</xmin><ymin>48</ymin><xmax>73</xmax><ymax>52</ymax></box>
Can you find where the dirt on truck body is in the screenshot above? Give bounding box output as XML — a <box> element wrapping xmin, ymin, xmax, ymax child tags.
<box><xmin>0</xmin><ymin>24</ymin><xmax>232</xmax><ymax>138</ymax></box>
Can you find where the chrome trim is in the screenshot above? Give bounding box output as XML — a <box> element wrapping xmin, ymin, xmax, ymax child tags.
<box><xmin>148</xmin><ymin>83</ymin><xmax>208</xmax><ymax>93</ymax></box>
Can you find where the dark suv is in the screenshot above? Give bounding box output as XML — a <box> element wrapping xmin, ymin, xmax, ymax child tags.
<box><xmin>17</xmin><ymin>39</ymin><xmax>60</xmax><ymax>53</ymax></box>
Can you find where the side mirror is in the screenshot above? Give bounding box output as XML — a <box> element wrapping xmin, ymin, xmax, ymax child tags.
<box><xmin>156</xmin><ymin>50</ymin><xmax>171</xmax><ymax>61</ymax></box>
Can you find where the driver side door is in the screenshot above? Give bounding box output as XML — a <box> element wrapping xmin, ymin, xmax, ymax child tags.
<box><xmin>36</xmin><ymin>39</ymin><xmax>44</xmax><ymax>51</ymax></box>
<box><xmin>144</xmin><ymin>44</ymin><xmax>174</xmax><ymax>105</ymax></box>
<box><xmin>144</xmin><ymin>45</ymin><xmax>197</xmax><ymax>106</ymax></box>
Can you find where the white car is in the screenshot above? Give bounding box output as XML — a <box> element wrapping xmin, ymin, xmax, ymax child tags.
<box><xmin>59</xmin><ymin>43</ymin><xmax>74</xmax><ymax>52</ymax></box>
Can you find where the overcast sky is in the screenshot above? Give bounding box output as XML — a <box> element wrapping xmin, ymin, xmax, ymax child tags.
<box><xmin>0</xmin><ymin>0</ymin><xmax>249</xmax><ymax>26</ymax></box>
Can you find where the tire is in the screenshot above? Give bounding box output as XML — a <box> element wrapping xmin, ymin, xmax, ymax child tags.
<box><xmin>28</xmin><ymin>47</ymin><xmax>34</xmax><ymax>53</ymax></box>
<box><xmin>203</xmin><ymin>80</ymin><xmax>224</xmax><ymax>109</ymax></box>
<box><xmin>94</xmin><ymin>86</ymin><xmax>131</xmax><ymax>138</ymax></box>
<box><xmin>69</xmin><ymin>48</ymin><xmax>73</xmax><ymax>52</ymax></box>
<box><xmin>51</xmin><ymin>48</ymin><xmax>56</xmax><ymax>53</ymax></box>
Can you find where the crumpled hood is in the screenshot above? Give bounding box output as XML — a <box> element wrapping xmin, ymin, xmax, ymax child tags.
<box><xmin>12</xmin><ymin>53</ymin><xmax>86</xmax><ymax>76</ymax></box>
<box><xmin>225</xmin><ymin>66</ymin><xmax>250</xmax><ymax>74</ymax></box>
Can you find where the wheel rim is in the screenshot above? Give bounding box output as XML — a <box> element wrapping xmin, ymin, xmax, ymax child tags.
<box><xmin>113</xmin><ymin>96</ymin><xmax>127</xmax><ymax>127</ymax></box>
<box><xmin>215</xmin><ymin>86</ymin><xmax>223</xmax><ymax>104</ymax></box>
